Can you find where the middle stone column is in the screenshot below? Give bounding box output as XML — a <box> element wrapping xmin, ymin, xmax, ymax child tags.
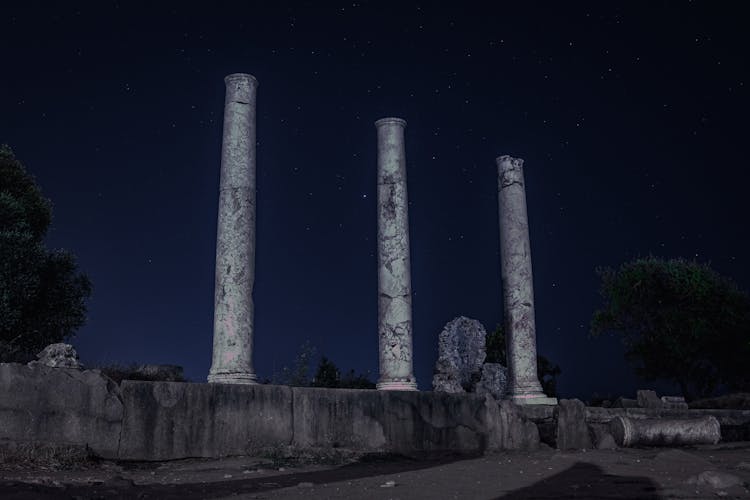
<box><xmin>496</xmin><ymin>155</ymin><xmax>557</xmax><ymax>405</ymax></box>
<box><xmin>375</xmin><ymin>117</ymin><xmax>417</xmax><ymax>391</ymax></box>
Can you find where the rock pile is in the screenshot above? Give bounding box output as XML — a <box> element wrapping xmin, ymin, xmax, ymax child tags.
<box><xmin>432</xmin><ymin>317</ymin><xmax>507</xmax><ymax>399</ymax></box>
<box><xmin>28</xmin><ymin>343</ymin><xmax>83</xmax><ymax>369</ymax></box>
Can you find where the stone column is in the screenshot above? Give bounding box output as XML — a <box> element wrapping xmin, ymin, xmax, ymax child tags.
<box><xmin>496</xmin><ymin>155</ymin><xmax>556</xmax><ymax>404</ymax></box>
<box><xmin>208</xmin><ymin>73</ymin><xmax>259</xmax><ymax>384</ymax></box>
<box><xmin>375</xmin><ymin>117</ymin><xmax>417</xmax><ymax>391</ymax></box>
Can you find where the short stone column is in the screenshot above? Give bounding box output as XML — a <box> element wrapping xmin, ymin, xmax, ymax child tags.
<box><xmin>496</xmin><ymin>155</ymin><xmax>556</xmax><ymax>404</ymax></box>
<box><xmin>375</xmin><ymin>117</ymin><xmax>417</xmax><ymax>391</ymax></box>
<box><xmin>610</xmin><ymin>416</ymin><xmax>721</xmax><ymax>447</ymax></box>
<box><xmin>208</xmin><ymin>73</ymin><xmax>259</xmax><ymax>384</ymax></box>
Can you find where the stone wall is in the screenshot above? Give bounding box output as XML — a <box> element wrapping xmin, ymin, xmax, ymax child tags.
<box><xmin>0</xmin><ymin>364</ymin><xmax>122</xmax><ymax>458</ymax></box>
<box><xmin>0</xmin><ymin>364</ymin><xmax>539</xmax><ymax>460</ymax></box>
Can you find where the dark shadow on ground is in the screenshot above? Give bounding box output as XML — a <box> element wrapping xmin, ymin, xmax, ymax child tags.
<box><xmin>496</xmin><ymin>461</ymin><xmax>663</xmax><ymax>499</ymax></box>
<box><xmin>0</xmin><ymin>451</ymin><xmax>480</xmax><ymax>500</ymax></box>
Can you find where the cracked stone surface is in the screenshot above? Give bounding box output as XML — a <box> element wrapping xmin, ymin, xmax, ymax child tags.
<box><xmin>209</xmin><ymin>74</ymin><xmax>259</xmax><ymax>385</ymax></box>
<box><xmin>375</xmin><ymin>118</ymin><xmax>416</xmax><ymax>390</ymax></box>
<box><xmin>431</xmin><ymin>317</ymin><xmax>487</xmax><ymax>393</ymax></box>
<box><xmin>496</xmin><ymin>155</ymin><xmax>553</xmax><ymax>404</ymax></box>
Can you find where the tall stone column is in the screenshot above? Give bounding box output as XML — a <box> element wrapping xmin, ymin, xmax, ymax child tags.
<box><xmin>375</xmin><ymin>117</ymin><xmax>417</xmax><ymax>391</ymax></box>
<box><xmin>208</xmin><ymin>73</ymin><xmax>259</xmax><ymax>384</ymax></box>
<box><xmin>496</xmin><ymin>155</ymin><xmax>556</xmax><ymax>404</ymax></box>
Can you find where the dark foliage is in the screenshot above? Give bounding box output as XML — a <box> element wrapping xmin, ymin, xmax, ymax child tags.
<box><xmin>94</xmin><ymin>363</ymin><xmax>187</xmax><ymax>384</ymax></box>
<box><xmin>312</xmin><ymin>356</ymin><xmax>376</xmax><ymax>389</ymax></box>
<box><xmin>0</xmin><ymin>145</ymin><xmax>92</xmax><ymax>362</ymax></box>
<box><xmin>486</xmin><ymin>324</ymin><xmax>561</xmax><ymax>398</ymax></box>
<box><xmin>591</xmin><ymin>256</ymin><xmax>750</xmax><ymax>400</ymax></box>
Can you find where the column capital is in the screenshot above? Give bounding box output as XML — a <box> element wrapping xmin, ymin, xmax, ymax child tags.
<box><xmin>496</xmin><ymin>155</ymin><xmax>524</xmax><ymax>168</ymax></box>
<box><xmin>224</xmin><ymin>73</ymin><xmax>259</xmax><ymax>87</ymax></box>
<box><xmin>375</xmin><ymin>117</ymin><xmax>407</xmax><ymax>128</ymax></box>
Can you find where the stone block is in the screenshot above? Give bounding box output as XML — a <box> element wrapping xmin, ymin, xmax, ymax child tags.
<box><xmin>118</xmin><ymin>381</ymin><xmax>293</xmax><ymax>460</ymax></box>
<box><xmin>292</xmin><ymin>387</ymin><xmax>539</xmax><ymax>454</ymax></box>
<box><xmin>612</xmin><ymin>397</ymin><xmax>639</xmax><ymax>408</ymax></box>
<box><xmin>637</xmin><ymin>389</ymin><xmax>663</xmax><ymax>409</ymax></box>
<box><xmin>555</xmin><ymin>399</ymin><xmax>592</xmax><ymax>449</ymax></box>
<box><xmin>0</xmin><ymin>363</ymin><xmax>122</xmax><ymax>458</ymax></box>
<box><xmin>490</xmin><ymin>399</ymin><xmax>540</xmax><ymax>451</ymax></box>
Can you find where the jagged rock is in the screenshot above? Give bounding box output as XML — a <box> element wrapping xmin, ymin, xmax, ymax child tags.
<box><xmin>474</xmin><ymin>363</ymin><xmax>508</xmax><ymax>400</ymax></box>
<box><xmin>28</xmin><ymin>343</ymin><xmax>83</xmax><ymax>369</ymax></box>
<box><xmin>431</xmin><ymin>372</ymin><xmax>463</xmax><ymax>393</ymax></box>
<box><xmin>432</xmin><ymin>317</ymin><xmax>487</xmax><ymax>393</ymax></box>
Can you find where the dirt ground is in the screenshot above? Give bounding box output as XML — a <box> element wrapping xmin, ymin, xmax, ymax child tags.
<box><xmin>1</xmin><ymin>443</ymin><xmax>749</xmax><ymax>499</ymax></box>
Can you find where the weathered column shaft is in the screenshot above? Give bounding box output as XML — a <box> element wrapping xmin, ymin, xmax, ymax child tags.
<box><xmin>208</xmin><ymin>73</ymin><xmax>258</xmax><ymax>384</ymax></box>
<box><xmin>610</xmin><ymin>416</ymin><xmax>720</xmax><ymax>447</ymax></box>
<box><xmin>497</xmin><ymin>155</ymin><xmax>556</xmax><ymax>404</ymax></box>
<box><xmin>375</xmin><ymin>117</ymin><xmax>417</xmax><ymax>391</ymax></box>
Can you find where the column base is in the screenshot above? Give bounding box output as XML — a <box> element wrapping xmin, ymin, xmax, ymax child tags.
<box><xmin>507</xmin><ymin>393</ymin><xmax>558</xmax><ymax>405</ymax></box>
<box><xmin>377</xmin><ymin>380</ymin><xmax>418</xmax><ymax>391</ymax></box>
<box><xmin>207</xmin><ymin>372</ymin><xmax>258</xmax><ymax>384</ymax></box>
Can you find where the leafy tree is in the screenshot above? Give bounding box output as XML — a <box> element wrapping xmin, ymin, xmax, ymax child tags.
<box><xmin>312</xmin><ymin>356</ymin><xmax>340</xmax><ymax>387</ymax></box>
<box><xmin>485</xmin><ymin>324</ymin><xmax>561</xmax><ymax>397</ymax></box>
<box><xmin>0</xmin><ymin>145</ymin><xmax>92</xmax><ymax>362</ymax></box>
<box><xmin>311</xmin><ymin>356</ymin><xmax>376</xmax><ymax>389</ymax></box>
<box><xmin>273</xmin><ymin>341</ymin><xmax>317</xmax><ymax>386</ymax></box>
<box><xmin>590</xmin><ymin>256</ymin><xmax>750</xmax><ymax>400</ymax></box>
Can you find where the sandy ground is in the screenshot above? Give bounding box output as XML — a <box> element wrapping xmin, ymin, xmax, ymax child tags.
<box><xmin>1</xmin><ymin>443</ymin><xmax>749</xmax><ymax>499</ymax></box>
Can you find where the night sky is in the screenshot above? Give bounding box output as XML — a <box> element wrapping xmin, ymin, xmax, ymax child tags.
<box><xmin>2</xmin><ymin>2</ymin><xmax>748</xmax><ymax>400</ymax></box>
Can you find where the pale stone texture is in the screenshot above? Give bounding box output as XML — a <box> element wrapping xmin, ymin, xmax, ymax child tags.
<box><xmin>209</xmin><ymin>73</ymin><xmax>259</xmax><ymax>384</ymax></box>
<box><xmin>375</xmin><ymin>118</ymin><xmax>416</xmax><ymax>391</ymax></box>
<box><xmin>432</xmin><ymin>316</ymin><xmax>487</xmax><ymax>393</ymax></box>
<box><xmin>496</xmin><ymin>155</ymin><xmax>556</xmax><ymax>405</ymax></box>
<box><xmin>29</xmin><ymin>343</ymin><xmax>82</xmax><ymax>369</ymax></box>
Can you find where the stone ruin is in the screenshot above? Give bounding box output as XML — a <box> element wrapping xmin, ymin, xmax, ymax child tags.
<box><xmin>206</xmin><ymin>73</ymin><xmax>555</xmax><ymax>404</ymax></box>
<box><xmin>432</xmin><ymin>316</ymin><xmax>508</xmax><ymax>400</ymax></box>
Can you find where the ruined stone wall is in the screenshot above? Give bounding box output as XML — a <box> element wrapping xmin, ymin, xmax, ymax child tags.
<box><xmin>0</xmin><ymin>364</ymin><xmax>539</xmax><ymax>460</ymax></box>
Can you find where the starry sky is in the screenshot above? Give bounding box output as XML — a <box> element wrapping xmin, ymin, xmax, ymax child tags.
<box><xmin>2</xmin><ymin>2</ymin><xmax>748</xmax><ymax>399</ymax></box>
